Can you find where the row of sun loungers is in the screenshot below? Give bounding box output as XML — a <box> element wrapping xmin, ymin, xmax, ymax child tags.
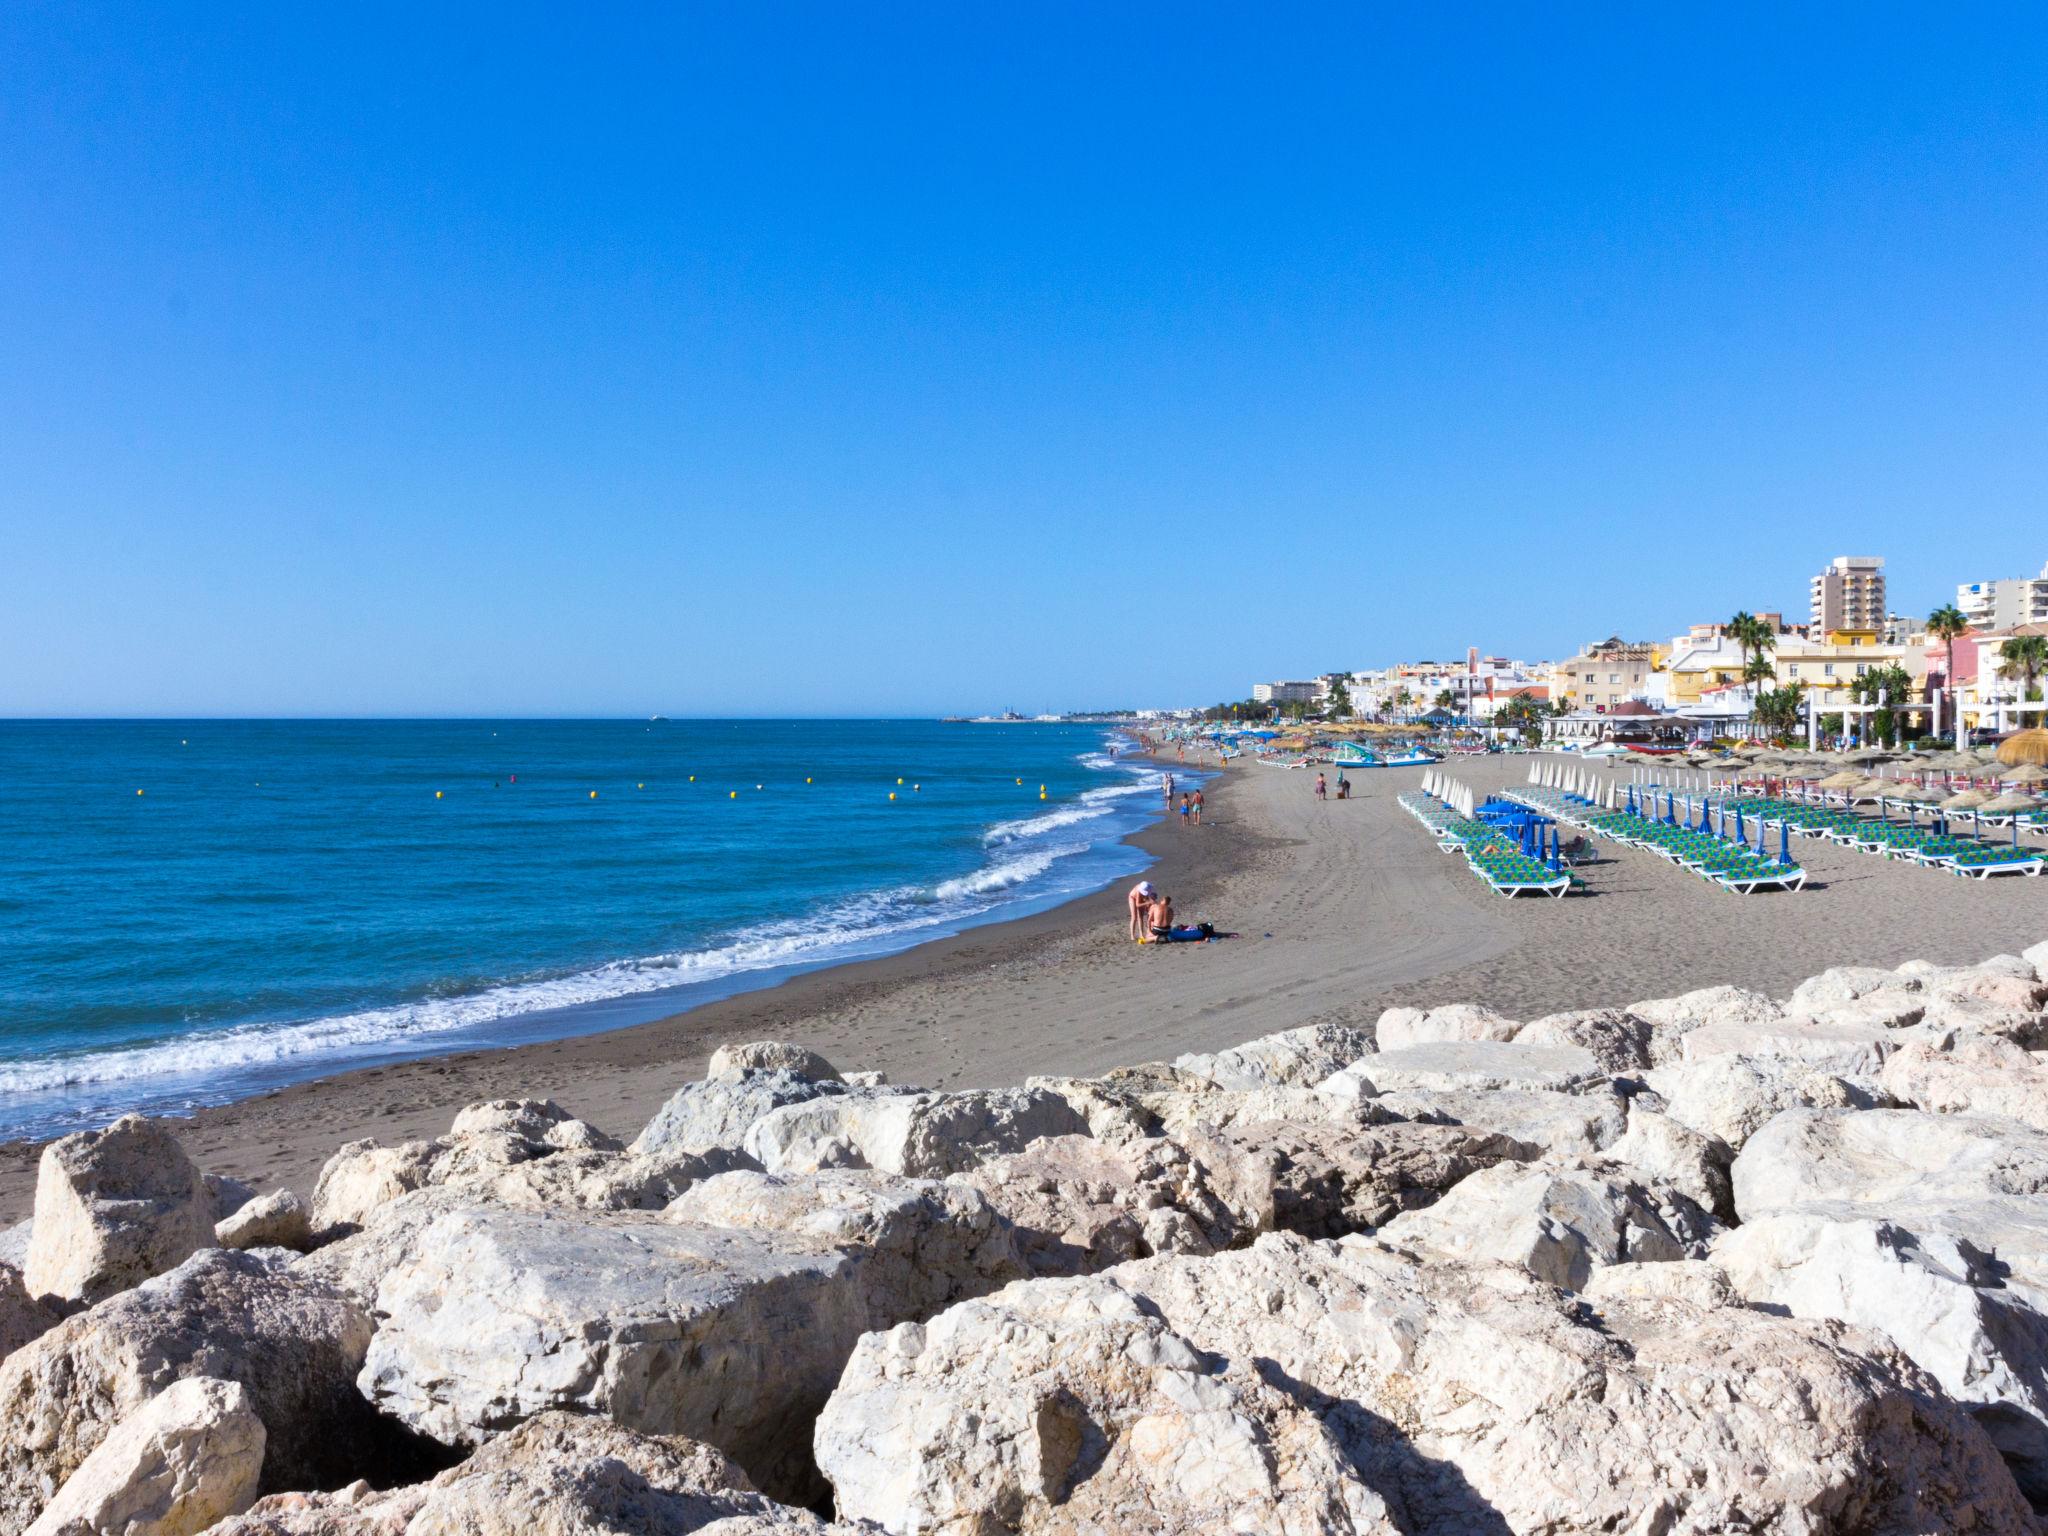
<box><xmin>1508</xmin><ymin>788</ymin><xmax>1806</xmax><ymax>894</ymax></box>
<box><xmin>1398</xmin><ymin>790</ymin><xmax>1576</xmax><ymax>898</ymax></box>
<box><xmin>1719</xmin><ymin>796</ymin><xmax>2044</xmax><ymax>880</ymax></box>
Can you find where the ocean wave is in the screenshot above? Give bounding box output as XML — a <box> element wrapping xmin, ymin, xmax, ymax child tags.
<box><xmin>0</xmin><ymin>739</ymin><xmax>1157</xmax><ymax>1110</ymax></box>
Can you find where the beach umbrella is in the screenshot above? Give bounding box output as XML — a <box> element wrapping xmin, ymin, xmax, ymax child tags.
<box><xmin>1942</xmin><ymin>789</ymin><xmax>1991</xmax><ymax>811</ymax></box>
<box><xmin>1981</xmin><ymin>791</ymin><xmax>2042</xmax><ymax>815</ymax></box>
<box><xmin>1781</xmin><ymin>821</ymin><xmax>1792</xmax><ymax>864</ymax></box>
<box><xmin>2001</xmin><ymin>765</ymin><xmax>2048</xmax><ymax>787</ymax></box>
<box><xmin>1847</xmin><ymin>778</ymin><xmax>1890</xmax><ymax>802</ymax></box>
<box><xmin>1817</xmin><ymin>770</ymin><xmax>1863</xmax><ymax>790</ymax></box>
<box><xmin>1997</xmin><ymin>729</ymin><xmax>2048</xmax><ymax>767</ymax></box>
<box><xmin>1734</xmin><ymin>809</ymin><xmax>1746</xmax><ymax>843</ymax></box>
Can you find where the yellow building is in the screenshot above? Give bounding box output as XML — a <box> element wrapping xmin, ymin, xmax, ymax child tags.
<box><xmin>1550</xmin><ymin>637</ymin><xmax>1667</xmax><ymax>712</ymax></box>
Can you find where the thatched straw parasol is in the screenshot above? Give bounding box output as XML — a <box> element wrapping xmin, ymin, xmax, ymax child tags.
<box><xmin>1847</xmin><ymin>778</ymin><xmax>1891</xmax><ymax>801</ymax></box>
<box><xmin>1998</xmin><ymin>729</ymin><xmax>2048</xmax><ymax>767</ymax></box>
<box><xmin>2000</xmin><ymin>764</ymin><xmax>2048</xmax><ymax>787</ymax></box>
<box><xmin>1882</xmin><ymin>783</ymin><xmax>1941</xmax><ymax>804</ymax></box>
<box><xmin>1817</xmin><ymin>770</ymin><xmax>1865</xmax><ymax>790</ymax></box>
<box><xmin>1942</xmin><ymin>790</ymin><xmax>1992</xmax><ymax>811</ymax></box>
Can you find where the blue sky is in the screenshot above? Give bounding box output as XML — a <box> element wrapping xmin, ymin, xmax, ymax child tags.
<box><xmin>4</xmin><ymin>5</ymin><xmax>2046</xmax><ymax>715</ymax></box>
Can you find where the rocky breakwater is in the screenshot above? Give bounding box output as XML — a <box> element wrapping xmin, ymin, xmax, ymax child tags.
<box><xmin>1</xmin><ymin>938</ymin><xmax>2046</xmax><ymax>1533</ymax></box>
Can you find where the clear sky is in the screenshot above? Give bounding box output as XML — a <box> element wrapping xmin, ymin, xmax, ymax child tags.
<box><xmin>4</xmin><ymin>5</ymin><xmax>2046</xmax><ymax>716</ymax></box>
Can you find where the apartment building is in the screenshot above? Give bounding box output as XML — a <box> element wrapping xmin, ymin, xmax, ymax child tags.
<box><xmin>1251</xmin><ymin>680</ymin><xmax>1320</xmax><ymax>705</ymax></box>
<box><xmin>1810</xmin><ymin>556</ymin><xmax>1886</xmax><ymax>635</ymax></box>
<box><xmin>1957</xmin><ymin>563</ymin><xmax>2048</xmax><ymax>631</ymax></box>
<box><xmin>1550</xmin><ymin>637</ymin><xmax>1664</xmax><ymax>712</ymax></box>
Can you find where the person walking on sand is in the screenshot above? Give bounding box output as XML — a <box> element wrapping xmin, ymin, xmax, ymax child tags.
<box><xmin>1127</xmin><ymin>879</ymin><xmax>1157</xmax><ymax>942</ymax></box>
<box><xmin>1191</xmin><ymin>788</ymin><xmax>1204</xmax><ymax>826</ymax></box>
<box><xmin>1178</xmin><ymin>792</ymin><xmax>1192</xmax><ymax>829</ymax></box>
<box><xmin>1314</xmin><ymin>772</ymin><xmax>1328</xmax><ymax>802</ymax></box>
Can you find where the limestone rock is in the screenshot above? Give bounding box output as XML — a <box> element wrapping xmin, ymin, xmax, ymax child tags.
<box><xmin>1882</xmin><ymin>1036</ymin><xmax>2048</xmax><ymax>1132</ymax></box>
<box><xmin>708</xmin><ymin>1041</ymin><xmax>841</xmax><ymax>1083</ymax></box>
<box><xmin>1644</xmin><ymin>1053</ymin><xmax>1890</xmax><ymax>1149</ymax></box>
<box><xmin>446</xmin><ymin>1098</ymin><xmax>623</xmax><ymax>1154</ymax></box>
<box><xmin>308</xmin><ymin>1140</ymin><xmax>443</xmax><ymax>1234</ymax></box>
<box><xmin>814</xmin><ymin>1271</ymin><xmax>1400</xmax><ymax>1536</ymax></box>
<box><xmin>821</xmin><ymin>1234</ymin><xmax>2032</xmax><ymax>1535</ymax></box>
<box><xmin>206</xmin><ymin>1412</ymin><xmax>843</xmax><ymax>1534</ymax></box>
<box><xmin>1372</xmin><ymin>1003</ymin><xmax>1520</xmax><ymax>1051</ymax></box>
<box><xmin>1732</xmin><ymin>1107</ymin><xmax>2048</xmax><ymax>1221</ymax></box>
<box><xmin>1371</xmin><ymin>1085</ymin><xmax>1629</xmax><ymax>1156</ymax></box>
<box><xmin>1715</xmin><ymin>1211</ymin><xmax>2048</xmax><ymax>1500</ymax></box>
<box><xmin>1679</xmin><ymin>1015</ymin><xmax>1899</xmax><ymax>1075</ymax></box>
<box><xmin>1318</xmin><ymin>1039</ymin><xmax>1607</xmax><ymax>1100</ymax></box>
<box><xmin>1019</xmin><ymin>1075</ymin><xmax>1162</xmax><ymax>1142</ymax></box>
<box><xmin>1603</xmin><ymin>1106</ymin><xmax>1734</xmax><ymax>1222</ymax></box>
<box><xmin>0</xmin><ymin>1249</ymin><xmax>415</xmax><ymax>1536</ymax></box>
<box><xmin>1146</xmin><ymin>1085</ymin><xmax>1373</xmax><ymax>1142</ymax></box>
<box><xmin>0</xmin><ymin>1222</ymin><xmax>31</xmax><ymax>1270</ymax></box>
<box><xmin>23</xmin><ymin>1377</ymin><xmax>265</xmax><ymax>1536</ymax></box>
<box><xmin>1582</xmin><ymin>1258</ymin><xmax>1740</xmax><ymax>1309</ymax></box>
<box><xmin>1511</xmin><ymin>1007</ymin><xmax>1654</xmax><ymax>1072</ymax></box>
<box><xmin>1170</xmin><ymin>1022</ymin><xmax>1375</xmax><ymax>1089</ymax></box>
<box><xmin>2024</xmin><ymin>938</ymin><xmax>2048</xmax><ymax>980</ymax></box>
<box><xmin>635</xmin><ymin>1072</ymin><xmax>856</xmax><ymax>1158</ymax></box>
<box><xmin>1627</xmin><ymin>984</ymin><xmax>1785</xmax><ymax>1065</ymax></box>
<box><xmin>665</xmin><ymin>1169</ymin><xmax>1023</xmax><ymax>1316</ymax></box>
<box><xmin>25</xmin><ymin>1117</ymin><xmax>213</xmax><ymax>1306</ymax></box>
<box><xmin>952</xmin><ymin>1135</ymin><xmax>1239</xmax><ymax>1276</ymax></box>
<box><xmin>743</xmin><ymin>1087</ymin><xmax>1086</xmax><ymax>1178</ymax></box>
<box><xmin>1183</xmin><ymin>1118</ymin><xmax>1535</xmax><ymax>1240</ymax></box>
<box><xmin>216</xmin><ymin>1192</ymin><xmax>313</xmax><ymax>1254</ymax></box>
<box><xmin>1789</xmin><ymin>965</ymin><xmax>1913</xmax><ymax>1011</ymax></box>
<box><xmin>355</xmin><ymin>1205</ymin><xmax>875</xmax><ymax>1502</ymax></box>
<box><xmin>1378</xmin><ymin>1158</ymin><xmax>1719</xmax><ymax>1290</ymax></box>
<box><xmin>205</xmin><ymin>1174</ymin><xmax>257</xmax><ymax>1227</ymax></box>
<box><xmin>0</xmin><ymin>1265</ymin><xmax>61</xmax><ymax>1364</ymax></box>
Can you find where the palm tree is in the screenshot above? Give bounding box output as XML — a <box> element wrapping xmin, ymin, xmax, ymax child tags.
<box><xmin>1999</xmin><ymin>635</ymin><xmax>2048</xmax><ymax>725</ymax></box>
<box><xmin>1728</xmin><ymin>612</ymin><xmax>1777</xmax><ymax>732</ymax></box>
<box><xmin>1926</xmin><ymin>605</ymin><xmax>1969</xmax><ymax>744</ymax></box>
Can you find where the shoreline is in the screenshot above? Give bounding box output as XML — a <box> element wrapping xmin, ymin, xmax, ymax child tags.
<box><xmin>5</xmin><ymin>749</ymin><xmax>2043</xmax><ymax>1222</ymax></box>
<box><xmin>0</xmin><ymin>755</ymin><xmax>1246</xmax><ymax>1220</ymax></box>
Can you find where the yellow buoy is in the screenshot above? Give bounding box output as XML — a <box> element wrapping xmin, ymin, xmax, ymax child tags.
<box><xmin>1040</xmin><ymin>792</ymin><xmax>1047</xmax><ymax>801</ymax></box>
<box><xmin>1015</xmin><ymin>777</ymin><xmax>1022</xmax><ymax>785</ymax></box>
<box><xmin>689</xmin><ymin>775</ymin><xmax>696</xmax><ymax>782</ymax></box>
<box><xmin>435</xmin><ymin>790</ymin><xmax>444</xmax><ymax>799</ymax></box>
<box><xmin>806</xmin><ymin>776</ymin><xmax>813</xmax><ymax>784</ymax></box>
<box><xmin>589</xmin><ymin>790</ymin><xmax>598</xmax><ymax>799</ymax></box>
<box><xmin>888</xmin><ymin>792</ymin><xmax>897</xmax><ymax>801</ymax></box>
<box><xmin>136</xmin><ymin>788</ymin><xmax>144</xmax><ymax>796</ymax></box>
<box><xmin>637</xmin><ymin>782</ymin><xmax>644</xmax><ymax>789</ymax></box>
<box><xmin>729</xmin><ymin>790</ymin><xmax>737</xmax><ymax>799</ymax></box>
<box><xmin>897</xmin><ymin>778</ymin><xmax>904</xmax><ymax>785</ymax></box>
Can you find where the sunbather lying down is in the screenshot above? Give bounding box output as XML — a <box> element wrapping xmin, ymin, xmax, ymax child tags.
<box><xmin>1148</xmin><ymin>921</ymin><xmax>1226</xmax><ymax>943</ymax></box>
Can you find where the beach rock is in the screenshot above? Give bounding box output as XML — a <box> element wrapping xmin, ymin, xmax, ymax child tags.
<box><xmin>1789</xmin><ymin>965</ymin><xmax>1913</xmax><ymax>1011</ymax></box>
<box><xmin>1732</xmin><ymin>1107</ymin><xmax>2048</xmax><ymax>1221</ymax></box>
<box><xmin>1511</xmin><ymin>1007</ymin><xmax>1655</xmax><ymax>1072</ymax></box>
<box><xmin>0</xmin><ymin>1248</ymin><xmax>419</xmax><ymax>1536</ymax></box>
<box><xmin>2025</xmin><ymin>938</ymin><xmax>2048</xmax><ymax>980</ymax></box>
<box><xmin>1372</xmin><ymin>1003</ymin><xmax>1520</xmax><ymax>1051</ymax></box>
<box><xmin>1627</xmin><ymin>984</ymin><xmax>1784</xmax><ymax>1065</ymax></box>
<box><xmin>25</xmin><ymin>1117</ymin><xmax>214</xmax><ymax>1306</ymax></box>
<box><xmin>22</xmin><ymin>1376</ymin><xmax>265</xmax><ymax>1536</ymax></box>
<box><xmin>634</xmin><ymin>1071</ymin><xmax>855</xmax><ymax>1158</ymax></box>
<box><xmin>1679</xmin><ymin>1016</ymin><xmax>1899</xmax><ymax>1075</ymax></box>
<box><xmin>665</xmin><ymin>1169</ymin><xmax>1023</xmax><ymax>1316</ymax></box>
<box><xmin>0</xmin><ymin>1266</ymin><xmax>61</xmax><ymax>1366</ymax></box>
<box><xmin>308</xmin><ymin>1139</ymin><xmax>444</xmax><ymax>1234</ymax></box>
<box><xmin>952</xmin><ymin>1135</ymin><xmax>1239</xmax><ymax>1276</ymax></box>
<box><xmin>216</xmin><ymin>1192</ymin><xmax>313</xmax><ymax>1254</ymax></box>
<box><xmin>463</xmin><ymin>1145</ymin><xmax>754</xmax><ymax>1212</ymax></box>
<box><xmin>743</xmin><ymin>1086</ymin><xmax>1086</xmax><ymax>1178</ymax></box>
<box><xmin>1789</xmin><ymin>987</ymin><xmax>1930</xmax><ymax>1032</ymax></box>
<box><xmin>1019</xmin><ymin>1075</ymin><xmax>1162</xmax><ymax>1142</ymax></box>
<box><xmin>1581</xmin><ymin>1257</ymin><xmax>1740</xmax><ymax>1309</ymax></box>
<box><xmin>1170</xmin><ymin>1022</ymin><xmax>1376</xmax><ymax>1089</ymax></box>
<box><xmin>1146</xmin><ymin>1085</ymin><xmax>1375</xmax><ymax>1142</ymax></box>
<box><xmin>0</xmin><ymin>1223</ymin><xmax>31</xmax><ymax>1271</ymax></box>
<box><xmin>708</xmin><ymin>1041</ymin><xmax>842</xmax><ymax>1084</ymax></box>
<box><xmin>205</xmin><ymin>1412</ymin><xmax>844</xmax><ymax>1535</ymax></box>
<box><xmin>355</xmin><ymin>1205</ymin><xmax>874</xmax><ymax>1502</ymax></box>
<box><xmin>1370</xmin><ymin>1085</ymin><xmax>1629</xmax><ymax>1155</ymax></box>
<box><xmin>1882</xmin><ymin>1036</ymin><xmax>2048</xmax><ymax>1132</ymax></box>
<box><xmin>1715</xmin><ymin>1211</ymin><xmax>2048</xmax><ymax>1500</ymax></box>
<box><xmin>1317</xmin><ymin>1039</ymin><xmax>1607</xmax><ymax>1100</ymax></box>
<box><xmin>1377</xmin><ymin>1158</ymin><xmax>1719</xmax><ymax>1290</ymax></box>
<box><xmin>1603</xmin><ymin>1105</ymin><xmax>1735</xmax><ymax>1223</ymax></box>
<box><xmin>1644</xmin><ymin>1053</ymin><xmax>1891</xmax><ymax>1149</ymax></box>
<box><xmin>842</xmin><ymin>1069</ymin><xmax>893</xmax><ymax>1089</ymax></box>
<box><xmin>1184</xmin><ymin>1118</ymin><xmax>1535</xmax><ymax>1240</ymax></box>
<box><xmin>814</xmin><ymin>1268</ymin><xmax>1400</xmax><ymax>1536</ymax></box>
<box><xmin>446</xmin><ymin>1098</ymin><xmax>623</xmax><ymax>1154</ymax></box>
<box><xmin>205</xmin><ymin>1174</ymin><xmax>257</xmax><ymax>1227</ymax></box>
<box><xmin>820</xmin><ymin>1233</ymin><xmax>2033</xmax><ymax>1535</ymax></box>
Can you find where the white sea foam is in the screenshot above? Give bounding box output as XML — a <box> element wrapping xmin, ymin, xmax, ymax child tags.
<box><xmin>983</xmin><ymin>804</ymin><xmax>1112</xmax><ymax>844</ymax></box>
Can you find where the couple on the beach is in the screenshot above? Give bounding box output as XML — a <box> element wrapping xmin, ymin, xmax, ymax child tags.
<box><xmin>1126</xmin><ymin>880</ymin><xmax>1217</xmax><ymax>944</ymax></box>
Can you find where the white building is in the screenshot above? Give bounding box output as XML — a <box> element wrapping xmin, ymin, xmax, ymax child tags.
<box><xmin>1957</xmin><ymin>563</ymin><xmax>2048</xmax><ymax>631</ymax></box>
<box><xmin>1251</xmin><ymin>680</ymin><xmax>1320</xmax><ymax>705</ymax></box>
<box><xmin>1810</xmin><ymin>556</ymin><xmax>1886</xmax><ymax>634</ymax></box>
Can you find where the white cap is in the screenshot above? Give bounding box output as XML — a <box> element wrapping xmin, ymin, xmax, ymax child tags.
<box><xmin>1135</xmin><ymin>881</ymin><xmax>1157</xmax><ymax>896</ymax></box>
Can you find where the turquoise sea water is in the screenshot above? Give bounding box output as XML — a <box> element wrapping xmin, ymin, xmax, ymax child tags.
<box><xmin>0</xmin><ymin>719</ymin><xmax>1166</xmax><ymax>1141</ymax></box>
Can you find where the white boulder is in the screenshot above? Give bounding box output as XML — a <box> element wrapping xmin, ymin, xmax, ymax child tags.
<box><xmin>1372</xmin><ymin>1003</ymin><xmax>1520</xmax><ymax>1051</ymax></box>
<box><xmin>1371</xmin><ymin>1085</ymin><xmax>1629</xmax><ymax>1155</ymax></box>
<box><xmin>1318</xmin><ymin>1040</ymin><xmax>1607</xmax><ymax>1100</ymax></box>
<box><xmin>743</xmin><ymin>1086</ymin><xmax>1086</xmax><ymax>1177</ymax></box>
<box><xmin>215</xmin><ymin>1190</ymin><xmax>313</xmax><ymax>1253</ymax></box>
<box><xmin>1170</xmin><ymin>1022</ymin><xmax>1375</xmax><ymax>1089</ymax></box>
<box><xmin>23</xmin><ymin>1377</ymin><xmax>264</xmax><ymax>1536</ymax></box>
<box><xmin>25</xmin><ymin>1117</ymin><xmax>213</xmax><ymax>1305</ymax></box>
<box><xmin>1511</xmin><ymin>1007</ymin><xmax>1655</xmax><ymax>1072</ymax></box>
<box><xmin>707</xmin><ymin>1040</ymin><xmax>841</xmax><ymax>1083</ymax></box>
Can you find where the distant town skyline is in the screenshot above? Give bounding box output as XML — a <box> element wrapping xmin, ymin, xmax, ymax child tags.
<box><xmin>5</xmin><ymin>8</ymin><xmax>2047</xmax><ymax>717</ymax></box>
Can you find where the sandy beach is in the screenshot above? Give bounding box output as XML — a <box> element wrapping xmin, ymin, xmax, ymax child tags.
<box><xmin>5</xmin><ymin>750</ymin><xmax>2044</xmax><ymax>1221</ymax></box>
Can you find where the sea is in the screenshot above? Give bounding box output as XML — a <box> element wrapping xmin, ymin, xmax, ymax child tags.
<box><xmin>0</xmin><ymin>719</ymin><xmax>1173</xmax><ymax>1143</ymax></box>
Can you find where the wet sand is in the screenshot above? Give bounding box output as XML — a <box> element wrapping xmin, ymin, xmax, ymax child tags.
<box><xmin>4</xmin><ymin>752</ymin><xmax>2044</xmax><ymax>1221</ymax></box>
